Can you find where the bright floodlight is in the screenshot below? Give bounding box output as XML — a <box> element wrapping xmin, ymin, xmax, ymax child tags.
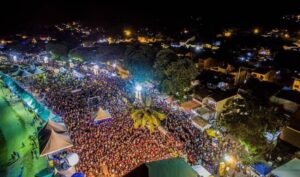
<box><xmin>224</xmin><ymin>154</ymin><xmax>233</xmax><ymax>163</ymax></box>
<box><xmin>135</xmin><ymin>84</ymin><xmax>142</xmax><ymax>91</ymax></box>
<box><xmin>112</xmin><ymin>63</ymin><xmax>117</xmax><ymax>68</ymax></box>
<box><xmin>13</xmin><ymin>55</ymin><xmax>17</xmax><ymax>60</ymax></box>
<box><xmin>44</xmin><ymin>56</ymin><xmax>48</xmax><ymax>63</ymax></box>
<box><xmin>124</xmin><ymin>30</ymin><xmax>132</xmax><ymax>36</ymax></box>
<box><xmin>195</xmin><ymin>45</ymin><xmax>202</xmax><ymax>51</ymax></box>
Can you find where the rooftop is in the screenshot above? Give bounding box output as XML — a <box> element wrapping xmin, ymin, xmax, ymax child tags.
<box><xmin>252</xmin><ymin>67</ymin><xmax>273</xmax><ymax>74</ymax></box>
<box><xmin>274</xmin><ymin>88</ymin><xmax>300</xmax><ymax>104</ymax></box>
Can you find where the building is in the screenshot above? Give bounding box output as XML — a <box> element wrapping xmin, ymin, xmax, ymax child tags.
<box><xmin>239</xmin><ymin>78</ymin><xmax>282</xmax><ymax>103</ymax></box>
<box><xmin>191</xmin><ymin>86</ymin><xmax>240</xmax><ymax>119</ymax></box>
<box><xmin>209</xmin><ymin>64</ymin><xmax>235</xmax><ymax>74</ymax></box>
<box><xmin>292</xmin><ymin>78</ymin><xmax>300</xmax><ymax>92</ymax></box>
<box><xmin>180</xmin><ymin>98</ymin><xmax>202</xmax><ymax>111</ymax></box>
<box><xmin>270</xmin><ymin>88</ymin><xmax>300</xmax><ymax>112</ymax></box>
<box><xmin>198</xmin><ymin>58</ymin><xmax>218</xmax><ymax>70</ymax></box>
<box><xmin>280</xmin><ymin>109</ymin><xmax>300</xmax><ymax>148</ymax></box>
<box><xmin>202</xmin><ymin>89</ymin><xmax>240</xmax><ymax>115</ymax></box>
<box><xmin>196</xmin><ymin>70</ymin><xmax>235</xmax><ymax>90</ymax></box>
<box><xmin>251</xmin><ymin>68</ymin><xmax>276</xmax><ymax>82</ymax></box>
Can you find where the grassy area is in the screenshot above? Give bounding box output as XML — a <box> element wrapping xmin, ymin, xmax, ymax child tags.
<box><xmin>0</xmin><ymin>85</ymin><xmax>47</xmax><ymax>177</ymax></box>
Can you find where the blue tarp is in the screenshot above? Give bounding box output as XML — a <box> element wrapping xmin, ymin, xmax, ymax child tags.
<box><xmin>252</xmin><ymin>163</ymin><xmax>272</xmax><ymax>176</ymax></box>
<box><xmin>72</xmin><ymin>172</ymin><xmax>85</xmax><ymax>177</ymax></box>
<box><xmin>0</xmin><ymin>71</ymin><xmax>60</xmax><ymax>122</ymax></box>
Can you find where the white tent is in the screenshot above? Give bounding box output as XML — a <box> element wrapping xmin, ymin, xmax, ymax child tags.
<box><xmin>65</xmin><ymin>153</ymin><xmax>79</xmax><ymax>166</ymax></box>
<box><xmin>192</xmin><ymin>165</ymin><xmax>212</xmax><ymax>177</ymax></box>
<box><xmin>94</xmin><ymin>108</ymin><xmax>111</xmax><ymax>121</ymax></box>
<box><xmin>271</xmin><ymin>158</ymin><xmax>300</xmax><ymax>177</ymax></box>
<box><xmin>46</xmin><ymin>119</ymin><xmax>68</xmax><ymax>133</ymax></box>
<box><xmin>33</xmin><ymin>68</ymin><xmax>44</xmax><ymax>75</ymax></box>
<box><xmin>40</xmin><ymin>129</ymin><xmax>73</xmax><ymax>156</ymax></box>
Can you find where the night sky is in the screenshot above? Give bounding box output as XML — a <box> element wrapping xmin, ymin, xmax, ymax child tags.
<box><xmin>2</xmin><ymin>0</ymin><xmax>300</xmax><ymax>34</ymax></box>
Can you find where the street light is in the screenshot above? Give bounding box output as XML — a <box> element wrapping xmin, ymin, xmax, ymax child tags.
<box><xmin>44</xmin><ymin>56</ymin><xmax>49</xmax><ymax>64</ymax></box>
<box><xmin>124</xmin><ymin>29</ymin><xmax>132</xmax><ymax>37</ymax></box>
<box><xmin>195</xmin><ymin>45</ymin><xmax>202</xmax><ymax>52</ymax></box>
<box><xmin>135</xmin><ymin>84</ymin><xmax>142</xmax><ymax>101</ymax></box>
<box><xmin>112</xmin><ymin>63</ymin><xmax>117</xmax><ymax>68</ymax></box>
<box><xmin>224</xmin><ymin>154</ymin><xmax>234</xmax><ymax>164</ymax></box>
<box><xmin>13</xmin><ymin>55</ymin><xmax>17</xmax><ymax>62</ymax></box>
<box><xmin>93</xmin><ymin>65</ymin><xmax>99</xmax><ymax>74</ymax></box>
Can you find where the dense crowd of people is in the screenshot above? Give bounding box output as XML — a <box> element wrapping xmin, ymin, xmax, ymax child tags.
<box><xmin>19</xmin><ymin>68</ymin><xmax>183</xmax><ymax>176</ymax></box>
<box><xmin>13</xmin><ymin>63</ymin><xmax>239</xmax><ymax>176</ymax></box>
<box><xmin>149</xmin><ymin>92</ymin><xmax>240</xmax><ymax>174</ymax></box>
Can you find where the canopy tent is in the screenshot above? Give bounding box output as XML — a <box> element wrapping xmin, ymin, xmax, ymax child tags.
<box><xmin>39</xmin><ymin>129</ymin><xmax>73</xmax><ymax>156</ymax></box>
<box><xmin>271</xmin><ymin>158</ymin><xmax>300</xmax><ymax>177</ymax></box>
<box><xmin>65</xmin><ymin>153</ymin><xmax>79</xmax><ymax>166</ymax></box>
<box><xmin>94</xmin><ymin>108</ymin><xmax>112</xmax><ymax>122</ymax></box>
<box><xmin>192</xmin><ymin>165</ymin><xmax>212</xmax><ymax>177</ymax></box>
<box><xmin>180</xmin><ymin>99</ymin><xmax>201</xmax><ymax>111</ymax></box>
<box><xmin>33</xmin><ymin>67</ymin><xmax>44</xmax><ymax>75</ymax></box>
<box><xmin>191</xmin><ymin>116</ymin><xmax>211</xmax><ymax>131</ymax></box>
<box><xmin>251</xmin><ymin>163</ymin><xmax>272</xmax><ymax>176</ymax></box>
<box><xmin>11</xmin><ymin>69</ymin><xmax>33</xmax><ymax>77</ymax></box>
<box><xmin>46</xmin><ymin>119</ymin><xmax>68</xmax><ymax>133</ymax></box>
<box><xmin>206</xmin><ymin>129</ymin><xmax>220</xmax><ymax>138</ymax></box>
<box><xmin>124</xmin><ymin>158</ymin><xmax>198</xmax><ymax>177</ymax></box>
<box><xmin>0</xmin><ymin>72</ymin><xmax>61</xmax><ymax>122</ymax></box>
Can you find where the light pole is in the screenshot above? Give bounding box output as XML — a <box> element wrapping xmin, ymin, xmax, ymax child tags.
<box><xmin>93</xmin><ymin>65</ymin><xmax>99</xmax><ymax>75</ymax></box>
<box><xmin>13</xmin><ymin>55</ymin><xmax>17</xmax><ymax>62</ymax></box>
<box><xmin>44</xmin><ymin>56</ymin><xmax>49</xmax><ymax>64</ymax></box>
<box><xmin>135</xmin><ymin>84</ymin><xmax>142</xmax><ymax>101</ymax></box>
<box><xmin>112</xmin><ymin>63</ymin><xmax>117</xmax><ymax>69</ymax></box>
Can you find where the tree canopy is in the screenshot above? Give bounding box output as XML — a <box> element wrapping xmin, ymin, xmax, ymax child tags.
<box><xmin>46</xmin><ymin>43</ymin><xmax>68</xmax><ymax>61</ymax></box>
<box><xmin>123</xmin><ymin>44</ymin><xmax>156</xmax><ymax>82</ymax></box>
<box><xmin>218</xmin><ymin>96</ymin><xmax>288</xmax><ymax>165</ymax></box>
<box><xmin>153</xmin><ymin>49</ymin><xmax>179</xmax><ymax>81</ymax></box>
<box><xmin>161</xmin><ymin>58</ymin><xmax>198</xmax><ymax>99</ymax></box>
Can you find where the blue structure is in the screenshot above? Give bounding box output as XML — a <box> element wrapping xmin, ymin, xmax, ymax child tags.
<box><xmin>0</xmin><ymin>71</ymin><xmax>61</xmax><ymax>122</ymax></box>
<box><xmin>252</xmin><ymin>163</ymin><xmax>272</xmax><ymax>176</ymax></box>
<box><xmin>72</xmin><ymin>172</ymin><xmax>85</xmax><ymax>177</ymax></box>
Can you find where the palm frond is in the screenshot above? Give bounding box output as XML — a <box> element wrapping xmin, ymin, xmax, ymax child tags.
<box><xmin>134</xmin><ymin>118</ymin><xmax>142</xmax><ymax>129</ymax></box>
<box><xmin>152</xmin><ymin>111</ymin><xmax>166</xmax><ymax>120</ymax></box>
<box><xmin>131</xmin><ymin>109</ymin><xmax>143</xmax><ymax>120</ymax></box>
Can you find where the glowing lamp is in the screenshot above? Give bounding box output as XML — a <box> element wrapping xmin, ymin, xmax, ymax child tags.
<box><xmin>135</xmin><ymin>84</ymin><xmax>142</xmax><ymax>92</ymax></box>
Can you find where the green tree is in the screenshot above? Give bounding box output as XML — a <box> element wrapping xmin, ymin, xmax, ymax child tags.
<box><xmin>218</xmin><ymin>97</ymin><xmax>287</xmax><ymax>165</ymax></box>
<box><xmin>124</xmin><ymin>44</ymin><xmax>156</xmax><ymax>82</ymax></box>
<box><xmin>68</xmin><ymin>48</ymin><xmax>84</xmax><ymax>63</ymax></box>
<box><xmin>161</xmin><ymin>58</ymin><xmax>198</xmax><ymax>99</ymax></box>
<box><xmin>153</xmin><ymin>49</ymin><xmax>178</xmax><ymax>80</ymax></box>
<box><xmin>131</xmin><ymin>98</ymin><xmax>166</xmax><ymax>132</ymax></box>
<box><xmin>46</xmin><ymin>43</ymin><xmax>68</xmax><ymax>60</ymax></box>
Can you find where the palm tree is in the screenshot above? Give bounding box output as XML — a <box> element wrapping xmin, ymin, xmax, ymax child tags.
<box><xmin>131</xmin><ymin>98</ymin><xmax>166</xmax><ymax>132</ymax></box>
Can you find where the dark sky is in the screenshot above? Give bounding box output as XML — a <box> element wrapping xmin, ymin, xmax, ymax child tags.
<box><xmin>2</xmin><ymin>0</ymin><xmax>300</xmax><ymax>34</ymax></box>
